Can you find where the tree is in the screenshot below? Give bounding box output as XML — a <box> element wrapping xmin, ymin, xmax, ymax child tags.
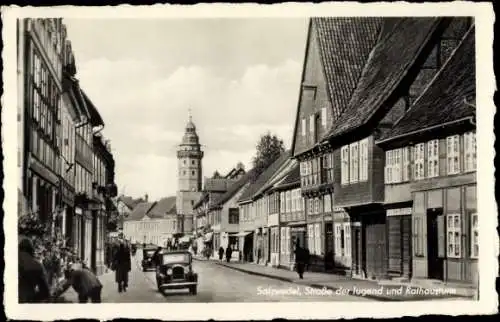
<box><xmin>251</xmin><ymin>132</ymin><xmax>286</xmax><ymax>180</ymax></box>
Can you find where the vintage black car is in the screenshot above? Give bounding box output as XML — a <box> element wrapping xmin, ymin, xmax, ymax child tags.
<box><xmin>142</xmin><ymin>246</ymin><xmax>159</xmax><ymax>271</ymax></box>
<box><xmin>155</xmin><ymin>250</ymin><xmax>198</xmax><ymax>295</ymax></box>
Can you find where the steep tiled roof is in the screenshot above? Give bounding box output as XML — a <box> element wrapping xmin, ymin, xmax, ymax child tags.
<box><xmin>325</xmin><ymin>18</ymin><xmax>442</xmax><ymax>139</ymax></box>
<box><xmin>313</xmin><ymin>17</ymin><xmax>384</xmax><ymax>118</ymax></box>
<box><xmin>125</xmin><ymin>201</ymin><xmax>156</xmax><ymax>221</ymax></box>
<box><xmin>147</xmin><ymin>196</ymin><xmax>177</xmax><ymax>218</ymax></box>
<box><xmin>275</xmin><ymin>163</ymin><xmax>300</xmax><ymax>190</ymax></box>
<box><xmin>81</xmin><ymin>90</ymin><xmax>104</xmax><ymax>127</ymax></box>
<box><xmin>238</xmin><ymin>151</ymin><xmax>291</xmax><ymax>203</ymax></box>
<box><xmin>193</xmin><ymin>192</ymin><xmax>209</xmax><ymax>209</ymax></box>
<box><xmin>210</xmin><ymin>168</ymin><xmax>257</xmax><ymax>209</ymax></box>
<box><xmin>379</xmin><ymin>26</ymin><xmax>475</xmax><ymax>141</ymax></box>
<box><xmin>257</xmin><ymin>158</ymin><xmax>297</xmax><ymax>196</ymax></box>
<box><xmin>118</xmin><ymin>195</ymin><xmax>143</xmax><ymax>210</ymax></box>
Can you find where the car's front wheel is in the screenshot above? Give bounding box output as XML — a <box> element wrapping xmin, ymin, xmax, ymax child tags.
<box><xmin>189</xmin><ymin>286</ymin><xmax>197</xmax><ymax>295</ymax></box>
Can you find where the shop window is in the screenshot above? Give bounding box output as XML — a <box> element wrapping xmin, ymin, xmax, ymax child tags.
<box><xmin>308</xmin><ymin>224</ymin><xmax>315</xmax><ymax>254</ymax></box>
<box><xmin>314</xmin><ymin>223</ymin><xmax>322</xmax><ymax>255</ymax></box>
<box><xmin>446</xmin><ymin>214</ymin><xmax>461</xmax><ymax>258</ymax></box>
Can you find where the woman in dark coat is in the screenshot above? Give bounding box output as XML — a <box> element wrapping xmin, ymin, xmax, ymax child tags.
<box><xmin>113</xmin><ymin>241</ymin><xmax>131</xmax><ymax>293</ymax></box>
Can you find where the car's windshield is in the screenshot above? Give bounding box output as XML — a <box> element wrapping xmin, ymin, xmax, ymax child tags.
<box><xmin>162</xmin><ymin>253</ymin><xmax>190</xmax><ymax>264</ymax></box>
<box><xmin>145</xmin><ymin>250</ymin><xmax>155</xmax><ymax>256</ymax></box>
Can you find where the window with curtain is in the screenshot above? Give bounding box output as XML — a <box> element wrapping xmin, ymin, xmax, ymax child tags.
<box><xmin>413</xmin><ymin>143</ymin><xmax>425</xmax><ymax>180</ymax></box>
<box><xmin>341</xmin><ymin>145</ymin><xmax>349</xmax><ymax>184</ymax></box>
<box><xmin>343</xmin><ymin>222</ymin><xmax>351</xmax><ymax>257</ymax></box>
<box><xmin>464</xmin><ymin>131</ymin><xmax>476</xmax><ymax>172</ymax></box>
<box><xmin>427</xmin><ymin>139</ymin><xmax>439</xmax><ymax>178</ymax></box>
<box><xmin>446</xmin><ymin>135</ymin><xmax>460</xmax><ymax>175</ymax></box>
<box><xmin>349</xmin><ymin>142</ymin><xmax>359</xmax><ymax>183</ymax></box>
<box><xmin>470</xmin><ymin>212</ymin><xmax>478</xmax><ymax>258</ymax></box>
<box><xmin>359</xmin><ymin>138</ymin><xmax>369</xmax><ymax>181</ymax></box>
<box><xmin>447</xmin><ymin>213</ymin><xmax>461</xmax><ymax>258</ymax></box>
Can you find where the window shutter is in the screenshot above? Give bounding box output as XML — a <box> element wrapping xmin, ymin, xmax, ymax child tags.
<box><xmin>437</xmin><ymin>215</ymin><xmax>445</xmax><ymax>258</ymax></box>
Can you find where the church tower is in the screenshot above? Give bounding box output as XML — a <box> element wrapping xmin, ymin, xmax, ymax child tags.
<box><xmin>176</xmin><ymin>110</ymin><xmax>203</xmax><ymax>233</ymax></box>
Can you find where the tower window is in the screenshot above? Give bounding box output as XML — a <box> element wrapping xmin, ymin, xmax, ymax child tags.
<box><xmin>183</xmin><ymin>159</ymin><xmax>186</xmax><ymax>165</ymax></box>
<box><xmin>191</xmin><ymin>160</ymin><xmax>195</xmax><ymax>165</ymax></box>
<box><xmin>183</xmin><ymin>171</ymin><xmax>186</xmax><ymax>176</ymax></box>
<box><xmin>191</xmin><ymin>170</ymin><xmax>195</xmax><ymax>176</ymax></box>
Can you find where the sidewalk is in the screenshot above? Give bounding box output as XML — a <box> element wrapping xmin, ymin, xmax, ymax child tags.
<box><xmin>209</xmin><ymin>260</ymin><xmax>477</xmax><ymax>301</ymax></box>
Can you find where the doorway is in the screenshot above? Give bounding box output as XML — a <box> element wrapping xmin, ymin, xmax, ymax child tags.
<box><xmin>427</xmin><ymin>208</ymin><xmax>444</xmax><ymax>280</ymax></box>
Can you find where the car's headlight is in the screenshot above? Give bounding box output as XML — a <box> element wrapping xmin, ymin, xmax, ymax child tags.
<box><xmin>167</xmin><ymin>268</ymin><xmax>173</xmax><ymax>275</ymax></box>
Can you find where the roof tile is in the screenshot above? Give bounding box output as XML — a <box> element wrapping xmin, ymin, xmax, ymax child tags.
<box><xmin>325</xmin><ymin>18</ymin><xmax>442</xmax><ymax>139</ymax></box>
<box><xmin>238</xmin><ymin>151</ymin><xmax>291</xmax><ymax>203</ymax></box>
<box><xmin>313</xmin><ymin>17</ymin><xmax>384</xmax><ymax>118</ymax></box>
<box><xmin>380</xmin><ymin>26</ymin><xmax>475</xmax><ymax>140</ymax></box>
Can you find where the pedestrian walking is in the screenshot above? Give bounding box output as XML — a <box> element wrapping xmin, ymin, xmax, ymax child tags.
<box><xmin>53</xmin><ymin>262</ymin><xmax>103</xmax><ymax>303</ymax></box>
<box><xmin>294</xmin><ymin>243</ymin><xmax>306</xmax><ymax>279</ymax></box>
<box><xmin>218</xmin><ymin>247</ymin><xmax>224</xmax><ymax>261</ymax></box>
<box><xmin>152</xmin><ymin>246</ymin><xmax>162</xmax><ymax>267</ymax></box>
<box><xmin>113</xmin><ymin>240</ymin><xmax>131</xmax><ymax>293</ymax></box>
<box><xmin>18</xmin><ymin>237</ymin><xmax>50</xmax><ymax>303</ymax></box>
<box><xmin>225</xmin><ymin>245</ymin><xmax>232</xmax><ymax>263</ymax></box>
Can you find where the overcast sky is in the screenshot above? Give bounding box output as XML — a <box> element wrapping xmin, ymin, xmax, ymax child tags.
<box><xmin>64</xmin><ymin>18</ymin><xmax>308</xmax><ymax>201</ymax></box>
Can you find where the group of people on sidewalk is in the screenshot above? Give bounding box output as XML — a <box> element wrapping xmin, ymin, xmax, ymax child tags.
<box><xmin>19</xmin><ymin>236</ymin><xmax>135</xmax><ymax>304</ymax></box>
<box><xmin>218</xmin><ymin>245</ymin><xmax>233</xmax><ymax>263</ymax></box>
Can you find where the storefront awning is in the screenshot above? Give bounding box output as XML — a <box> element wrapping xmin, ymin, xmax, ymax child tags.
<box><xmin>236</xmin><ymin>231</ymin><xmax>252</xmax><ymax>237</ymax></box>
<box><xmin>179</xmin><ymin>236</ymin><xmax>192</xmax><ymax>243</ymax></box>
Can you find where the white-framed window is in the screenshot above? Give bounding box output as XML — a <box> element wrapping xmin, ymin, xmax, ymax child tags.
<box><xmin>334</xmin><ymin>223</ymin><xmax>343</xmax><ymax>256</ymax></box>
<box><xmin>446</xmin><ymin>213</ymin><xmax>461</xmax><ymax>258</ymax></box>
<box><xmin>341</xmin><ymin>145</ymin><xmax>349</xmax><ymax>184</ymax></box>
<box><xmin>323</xmin><ymin>194</ymin><xmax>332</xmax><ymax>213</ymax></box>
<box><xmin>280</xmin><ymin>227</ymin><xmax>286</xmax><ymax>253</ymax></box>
<box><xmin>446</xmin><ymin>135</ymin><xmax>460</xmax><ymax>175</ymax></box>
<box><xmin>427</xmin><ymin>140</ymin><xmax>439</xmax><ymax>178</ymax></box>
<box><xmin>385</xmin><ymin>150</ymin><xmax>394</xmax><ymax>183</ymax></box>
<box><xmin>349</xmin><ymin>142</ymin><xmax>359</xmax><ymax>183</ymax></box>
<box><xmin>314</xmin><ymin>223</ymin><xmax>321</xmax><ymax>255</ymax></box>
<box><xmin>413</xmin><ymin>143</ymin><xmax>425</xmax><ymax>180</ymax></box>
<box><xmin>343</xmin><ymin>222</ymin><xmax>351</xmax><ymax>257</ymax></box>
<box><xmin>402</xmin><ymin>147</ymin><xmax>410</xmax><ymax>181</ymax></box>
<box><xmin>393</xmin><ymin>149</ymin><xmax>402</xmax><ymax>183</ymax></box>
<box><xmin>280</xmin><ymin>192</ymin><xmax>285</xmax><ymax>213</ymax></box>
<box><xmin>286</xmin><ymin>227</ymin><xmax>291</xmax><ymax>254</ymax></box>
<box><xmin>464</xmin><ymin>131</ymin><xmax>476</xmax><ymax>172</ymax></box>
<box><xmin>286</xmin><ymin>191</ymin><xmax>292</xmax><ymax>213</ymax></box>
<box><xmin>321</xmin><ymin>107</ymin><xmax>327</xmax><ymax>128</ymax></box>
<box><xmin>301</xmin><ymin>118</ymin><xmax>306</xmax><ymax>137</ymax></box>
<box><xmin>309</xmin><ymin>115</ymin><xmax>315</xmax><ymax>136</ymax></box>
<box><xmin>359</xmin><ymin>138</ymin><xmax>369</xmax><ymax>181</ymax></box>
<box><xmin>470</xmin><ymin>212</ymin><xmax>478</xmax><ymax>259</ymax></box>
<box><xmin>308</xmin><ymin>224</ymin><xmax>315</xmax><ymax>254</ymax></box>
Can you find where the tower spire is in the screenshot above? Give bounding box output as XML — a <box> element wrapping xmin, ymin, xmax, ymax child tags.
<box><xmin>188</xmin><ymin>107</ymin><xmax>192</xmax><ymax>123</ymax></box>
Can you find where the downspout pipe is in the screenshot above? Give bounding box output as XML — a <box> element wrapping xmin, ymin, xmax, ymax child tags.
<box><xmin>463</xmin><ymin>98</ymin><xmax>476</xmax><ymax>126</ymax></box>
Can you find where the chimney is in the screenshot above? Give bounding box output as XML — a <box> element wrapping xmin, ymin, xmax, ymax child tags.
<box><xmin>144</xmin><ymin>194</ymin><xmax>148</xmax><ymax>202</ymax></box>
<box><xmin>236</xmin><ymin>162</ymin><xmax>245</xmax><ymax>171</ymax></box>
